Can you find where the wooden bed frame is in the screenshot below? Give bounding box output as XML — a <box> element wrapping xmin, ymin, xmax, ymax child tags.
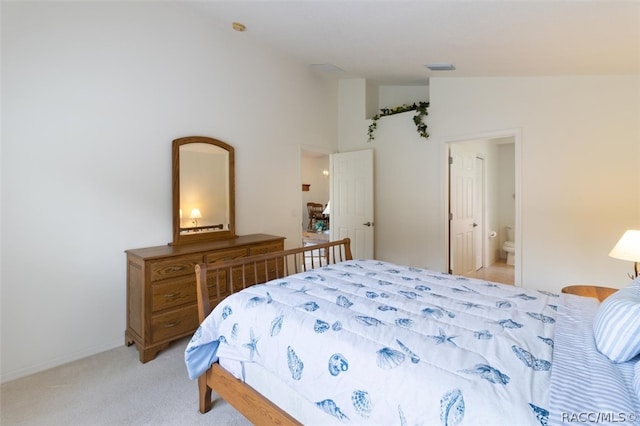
<box><xmin>194</xmin><ymin>238</ymin><xmax>353</xmax><ymax>425</ymax></box>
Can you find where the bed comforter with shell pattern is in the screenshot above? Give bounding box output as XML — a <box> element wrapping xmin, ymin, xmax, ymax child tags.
<box><xmin>185</xmin><ymin>259</ymin><xmax>558</xmax><ymax>425</ymax></box>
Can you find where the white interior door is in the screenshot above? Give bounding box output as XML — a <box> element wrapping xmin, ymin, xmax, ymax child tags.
<box><xmin>330</xmin><ymin>149</ymin><xmax>374</xmax><ymax>259</ymax></box>
<box><xmin>449</xmin><ymin>145</ymin><xmax>477</xmax><ymax>275</ymax></box>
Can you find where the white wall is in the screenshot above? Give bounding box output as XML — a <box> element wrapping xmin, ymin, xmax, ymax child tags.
<box><xmin>338</xmin><ymin>76</ymin><xmax>639</xmax><ymax>294</ymax></box>
<box><xmin>1</xmin><ymin>2</ymin><xmax>338</xmax><ymax>381</ymax></box>
<box><xmin>378</xmin><ymin>85</ymin><xmax>429</xmax><ymax>114</ymax></box>
<box><xmin>432</xmin><ymin>76</ymin><xmax>639</xmax><ymax>293</ymax></box>
<box><xmin>483</xmin><ymin>140</ymin><xmax>504</xmax><ymax>264</ymax></box>
<box><xmin>338</xmin><ymin>79</ymin><xmax>440</xmax><ymax>267</ymax></box>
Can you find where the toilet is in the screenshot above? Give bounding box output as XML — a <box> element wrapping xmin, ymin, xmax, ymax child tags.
<box><xmin>503</xmin><ymin>225</ymin><xmax>515</xmax><ymax>266</ymax></box>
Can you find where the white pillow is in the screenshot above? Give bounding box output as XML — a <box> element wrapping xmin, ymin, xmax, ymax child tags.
<box><xmin>593</xmin><ymin>278</ymin><xmax>640</xmax><ymax>363</ymax></box>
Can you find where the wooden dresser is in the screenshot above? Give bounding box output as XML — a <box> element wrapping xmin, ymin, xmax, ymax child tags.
<box><xmin>125</xmin><ymin>234</ymin><xmax>285</xmax><ymax>362</ymax></box>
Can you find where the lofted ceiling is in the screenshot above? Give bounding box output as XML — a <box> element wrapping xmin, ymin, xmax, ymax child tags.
<box><xmin>188</xmin><ymin>1</ymin><xmax>640</xmax><ymax>85</ymax></box>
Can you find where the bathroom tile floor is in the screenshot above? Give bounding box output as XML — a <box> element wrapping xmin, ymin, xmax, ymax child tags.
<box><xmin>463</xmin><ymin>259</ymin><xmax>514</xmax><ymax>285</ymax></box>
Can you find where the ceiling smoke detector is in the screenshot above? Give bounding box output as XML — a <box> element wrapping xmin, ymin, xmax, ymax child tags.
<box><xmin>425</xmin><ymin>63</ymin><xmax>456</xmax><ymax>71</ymax></box>
<box><xmin>232</xmin><ymin>22</ymin><xmax>246</xmax><ymax>32</ymax></box>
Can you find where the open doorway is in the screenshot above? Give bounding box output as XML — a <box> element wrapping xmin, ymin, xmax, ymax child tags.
<box><xmin>299</xmin><ymin>147</ymin><xmax>375</xmax><ymax>259</ymax></box>
<box><xmin>447</xmin><ymin>136</ymin><xmax>518</xmax><ymax>286</ymax></box>
<box><xmin>300</xmin><ymin>147</ymin><xmax>330</xmax><ymax>247</ymax></box>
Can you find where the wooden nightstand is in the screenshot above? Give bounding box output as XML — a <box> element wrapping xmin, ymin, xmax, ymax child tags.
<box><xmin>561</xmin><ymin>285</ymin><xmax>618</xmax><ymax>302</ymax></box>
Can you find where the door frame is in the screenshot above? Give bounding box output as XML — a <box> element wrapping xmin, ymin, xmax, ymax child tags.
<box><xmin>475</xmin><ymin>155</ymin><xmax>485</xmax><ymax>271</ymax></box>
<box><xmin>442</xmin><ymin>129</ymin><xmax>523</xmax><ymax>286</ymax></box>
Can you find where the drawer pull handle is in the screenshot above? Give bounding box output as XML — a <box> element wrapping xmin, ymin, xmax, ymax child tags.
<box><xmin>164</xmin><ymin>292</ymin><xmax>180</xmax><ymax>299</ymax></box>
<box><xmin>164</xmin><ymin>321</ymin><xmax>180</xmax><ymax>328</ymax></box>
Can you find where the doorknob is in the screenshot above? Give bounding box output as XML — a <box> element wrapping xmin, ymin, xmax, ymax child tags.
<box><xmin>363</xmin><ymin>221</ymin><xmax>373</xmax><ymax>227</ymax></box>
<box><xmin>472</xmin><ymin>223</ymin><xmax>478</xmax><ymax>227</ymax></box>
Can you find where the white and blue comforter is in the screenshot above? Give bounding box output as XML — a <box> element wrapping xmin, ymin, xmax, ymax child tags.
<box><xmin>186</xmin><ymin>259</ymin><xmax>560</xmax><ymax>425</ymax></box>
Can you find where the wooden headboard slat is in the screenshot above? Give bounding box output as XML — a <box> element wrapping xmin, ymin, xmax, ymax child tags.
<box><xmin>195</xmin><ymin>238</ymin><xmax>352</xmax><ymax>323</ymax></box>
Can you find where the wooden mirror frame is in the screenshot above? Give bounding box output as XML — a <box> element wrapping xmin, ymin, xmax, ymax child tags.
<box><xmin>171</xmin><ymin>136</ymin><xmax>236</xmax><ymax>245</ymax></box>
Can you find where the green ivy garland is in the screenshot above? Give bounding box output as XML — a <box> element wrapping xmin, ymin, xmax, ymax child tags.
<box><xmin>367</xmin><ymin>101</ymin><xmax>430</xmax><ymax>142</ymax></box>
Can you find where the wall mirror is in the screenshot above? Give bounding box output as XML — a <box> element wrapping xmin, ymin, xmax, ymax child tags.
<box><xmin>171</xmin><ymin>136</ymin><xmax>236</xmax><ymax>245</ymax></box>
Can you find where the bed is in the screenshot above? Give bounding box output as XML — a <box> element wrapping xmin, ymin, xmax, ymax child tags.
<box><xmin>185</xmin><ymin>238</ymin><xmax>640</xmax><ymax>425</ymax></box>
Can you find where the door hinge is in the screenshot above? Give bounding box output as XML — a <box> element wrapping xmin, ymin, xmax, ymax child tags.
<box><xmin>449</xmin><ymin>212</ymin><xmax>453</xmax><ymax>220</ymax></box>
<box><xmin>449</xmin><ymin>156</ymin><xmax>453</xmax><ymax>165</ymax></box>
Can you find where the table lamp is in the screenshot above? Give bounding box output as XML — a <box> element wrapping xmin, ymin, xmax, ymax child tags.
<box><xmin>190</xmin><ymin>208</ymin><xmax>202</xmax><ymax>228</ymax></box>
<box><xmin>323</xmin><ymin>201</ymin><xmax>330</xmax><ymax>215</ymax></box>
<box><xmin>609</xmin><ymin>229</ymin><xmax>640</xmax><ymax>279</ymax></box>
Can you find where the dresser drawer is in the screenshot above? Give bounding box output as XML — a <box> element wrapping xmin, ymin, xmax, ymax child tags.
<box><xmin>151</xmin><ymin>277</ymin><xmax>195</xmax><ymax>312</ymax></box>
<box><xmin>151</xmin><ymin>305</ymin><xmax>198</xmax><ymax>342</ymax></box>
<box><xmin>232</xmin><ymin>261</ymin><xmax>282</xmax><ymax>288</ymax></box>
<box><xmin>206</xmin><ymin>271</ymin><xmax>231</xmax><ymax>300</ymax></box>
<box><xmin>150</xmin><ymin>254</ymin><xmax>203</xmax><ymax>282</ymax></box>
<box><xmin>251</xmin><ymin>241</ymin><xmax>285</xmax><ymax>283</ymax></box>
<box><xmin>205</xmin><ymin>248</ymin><xmax>248</xmax><ymax>264</ymax></box>
<box><xmin>249</xmin><ymin>241</ymin><xmax>284</xmax><ymax>255</ymax></box>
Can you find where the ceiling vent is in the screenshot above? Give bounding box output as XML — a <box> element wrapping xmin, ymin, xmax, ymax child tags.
<box><xmin>310</xmin><ymin>64</ymin><xmax>345</xmax><ymax>74</ymax></box>
<box><xmin>425</xmin><ymin>63</ymin><xmax>456</xmax><ymax>71</ymax></box>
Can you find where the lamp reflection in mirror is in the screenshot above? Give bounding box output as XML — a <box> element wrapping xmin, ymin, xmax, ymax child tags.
<box><xmin>609</xmin><ymin>230</ymin><xmax>640</xmax><ymax>279</ymax></box>
<box><xmin>190</xmin><ymin>208</ymin><xmax>202</xmax><ymax>228</ymax></box>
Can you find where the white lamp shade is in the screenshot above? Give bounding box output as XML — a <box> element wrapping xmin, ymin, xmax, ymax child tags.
<box><xmin>609</xmin><ymin>230</ymin><xmax>640</xmax><ymax>262</ymax></box>
<box><xmin>322</xmin><ymin>201</ymin><xmax>330</xmax><ymax>215</ymax></box>
<box><xmin>190</xmin><ymin>208</ymin><xmax>203</xmax><ymax>219</ymax></box>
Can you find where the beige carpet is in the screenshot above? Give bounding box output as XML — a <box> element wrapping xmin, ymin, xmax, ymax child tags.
<box><xmin>1</xmin><ymin>337</ymin><xmax>250</xmax><ymax>426</ymax></box>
